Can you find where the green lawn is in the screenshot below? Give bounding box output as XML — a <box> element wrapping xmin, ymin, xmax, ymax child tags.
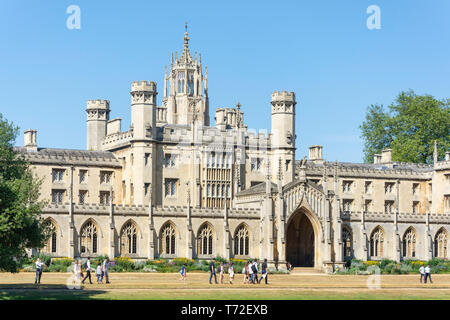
<box><xmin>1</xmin><ymin>272</ymin><xmax>449</xmax><ymax>300</ymax></box>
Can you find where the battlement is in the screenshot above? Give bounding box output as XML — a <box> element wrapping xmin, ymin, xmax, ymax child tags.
<box><xmin>271</xmin><ymin>91</ymin><xmax>296</xmax><ymax>103</ymax></box>
<box><xmin>131</xmin><ymin>80</ymin><xmax>157</xmax><ymax>92</ymax></box>
<box><xmin>86</xmin><ymin>99</ymin><xmax>110</xmax><ymax>110</ymax></box>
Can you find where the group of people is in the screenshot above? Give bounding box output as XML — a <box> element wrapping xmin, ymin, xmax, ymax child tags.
<box><xmin>34</xmin><ymin>257</ymin><xmax>111</xmax><ymax>285</ymax></box>
<box><xmin>205</xmin><ymin>258</ymin><xmax>269</xmax><ymax>285</ymax></box>
<box><xmin>419</xmin><ymin>264</ymin><xmax>433</xmax><ymax>284</ymax></box>
<box><xmin>73</xmin><ymin>257</ymin><xmax>110</xmax><ymax>284</ymax></box>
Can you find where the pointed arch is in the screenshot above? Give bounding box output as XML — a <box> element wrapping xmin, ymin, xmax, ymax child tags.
<box><xmin>342</xmin><ymin>225</ymin><xmax>353</xmax><ymax>260</ymax></box>
<box><xmin>234</xmin><ymin>223</ymin><xmax>250</xmax><ymax>257</ymax></box>
<box><xmin>79</xmin><ymin>219</ymin><xmax>100</xmax><ymax>255</ymax></box>
<box><xmin>370</xmin><ymin>226</ymin><xmax>385</xmax><ymax>258</ymax></box>
<box><xmin>402</xmin><ymin>227</ymin><xmax>417</xmax><ymax>258</ymax></box>
<box><xmin>120</xmin><ymin>219</ymin><xmax>139</xmax><ymax>256</ymax></box>
<box><xmin>434</xmin><ymin>227</ymin><xmax>448</xmax><ymax>258</ymax></box>
<box><xmin>286</xmin><ymin>207</ymin><xmax>321</xmax><ymax>267</ymax></box>
<box><xmin>197</xmin><ymin>222</ymin><xmax>215</xmax><ymax>256</ymax></box>
<box><xmin>43</xmin><ymin>218</ymin><xmax>58</xmax><ymax>254</ymax></box>
<box><xmin>159</xmin><ymin>221</ymin><xmax>177</xmax><ymax>256</ymax></box>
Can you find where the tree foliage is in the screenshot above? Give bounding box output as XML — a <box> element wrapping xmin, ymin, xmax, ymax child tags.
<box><xmin>360</xmin><ymin>90</ymin><xmax>450</xmax><ymax>164</ymax></box>
<box><xmin>0</xmin><ymin>113</ymin><xmax>47</xmax><ymax>272</ymax></box>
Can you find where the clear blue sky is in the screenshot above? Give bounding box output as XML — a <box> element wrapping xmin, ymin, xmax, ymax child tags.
<box><xmin>1</xmin><ymin>0</ymin><xmax>449</xmax><ymax>163</ymax></box>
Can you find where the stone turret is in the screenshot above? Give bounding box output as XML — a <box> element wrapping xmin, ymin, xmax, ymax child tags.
<box><xmin>86</xmin><ymin>99</ymin><xmax>110</xmax><ymax>150</ymax></box>
<box><xmin>131</xmin><ymin>81</ymin><xmax>157</xmax><ymax>140</ymax></box>
<box><xmin>271</xmin><ymin>91</ymin><xmax>296</xmax><ymax>185</ymax></box>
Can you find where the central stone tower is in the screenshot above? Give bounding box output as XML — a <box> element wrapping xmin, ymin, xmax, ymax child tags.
<box><xmin>162</xmin><ymin>24</ymin><xmax>209</xmax><ymax>126</ymax></box>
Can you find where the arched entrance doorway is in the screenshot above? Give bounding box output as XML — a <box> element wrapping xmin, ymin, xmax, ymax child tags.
<box><xmin>286</xmin><ymin>211</ymin><xmax>315</xmax><ymax>267</ymax></box>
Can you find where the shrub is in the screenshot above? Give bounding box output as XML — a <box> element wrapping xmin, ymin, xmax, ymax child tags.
<box><xmin>51</xmin><ymin>257</ymin><xmax>74</xmax><ymax>268</ymax></box>
<box><xmin>215</xmin><ymin>256</ymin><xmax>228</xmax><ymax>263</ymax></box>
<box><xmin>35</xmin><ymin>253</ymin><xmax>52</xmax><ymax>266</ymax></box>
<box><xmin>379</xmin><ymin>259</ymin><xmax>397</xmax><ymax>269</ymax></box>
<box><xmin>48</xmin><ymin>264</ymin><xmax>67</xmax><ymax>272</ymax></box>
<box><xmin>142</xmin><ymin>265</ymin><xmax>157</xmax><ymax>272</ymax></box>
<box><xmin>427</xmin><ymin>258</ymin><xmax>445</xmax><ymax>267</ymax></box>
<box><xmin>114</xmin><ymin>256</ymin><xmax>135</xmax><ymax>271</ymax></box>
<box><xmin>172</xmin><ymin>257</ymin><xmax>195</xmax><ymax>267</ymax></box>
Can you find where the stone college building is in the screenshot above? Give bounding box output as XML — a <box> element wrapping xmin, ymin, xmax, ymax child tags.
<box><xmin>17</xmin><ymin>29</ymin><xmax>450</xmax><ymax>271</ymax></box>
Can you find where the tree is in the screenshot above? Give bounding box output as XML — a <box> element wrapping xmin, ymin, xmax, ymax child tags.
<box><xmin>0</xmin><ymin>113</ymin><xmax>47</xmax><ymax>272</ymax></box>
<box><xmin>360</xmin><ymin>90</ymin><xmax>450</xmax><ymax>164</ymax></box>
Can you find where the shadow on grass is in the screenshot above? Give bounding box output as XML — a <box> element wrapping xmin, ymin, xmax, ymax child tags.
<box><xmin>0</xmin><ymin>284</ymin><xmax>107</xmax><ymax>300</ymax></box>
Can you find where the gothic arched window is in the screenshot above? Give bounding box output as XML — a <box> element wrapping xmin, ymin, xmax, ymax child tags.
<box><xmin>435</xmin><ymin>228</ymin><xmax>448</xmax><ymax>258</ymax></box>
<box><xmin>121</xmin><ymin>221</ymin><xmax>138</xmax><ymax>255</ymax></box>
<box><xmin>402</xmin><ymin>228</ymin><xmax>416</xmax><ymax>258</ymax></box>
<box><xmin>370</xmin><ymin>227</ymin><xmax>384</xmax><ymax>258</ymax></box>
<box><xmin>342</xmin><ymin>227</ymin><xmax>352</xmax><ymax>259</ymax></box>
<box><xmin>80</xmin><ymin>221</ymin><xmax>98</xmax><ymax>255</ymax></box>
<box><xmin>160</xmin><ymin>223</ymin><xmax>176</xmax><ymax>255</ymax></box>
<box><xmin>198</xmin><ymin>223</ymin><xmax>214</xmax><ymax>255</ymax></box>
<box><xmin>234</xmin><ymin>225</ymin><xmax>249</xmax><ymax>256</ymax></box>
<box><xmin>43</xmin><ymin>220</ymin><xmax>57</xmax><ymax>254</ymax></box>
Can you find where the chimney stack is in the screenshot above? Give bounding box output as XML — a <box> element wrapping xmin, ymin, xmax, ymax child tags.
<box><xmin>24</xmin><ymin>129</ymin><xmax>37</xmax><ymax>152</ymax></box>
<box><xmin>309</xmin><ymin>145</ymin><xmax>323</xmax><ymax>164</ymax></box>
<box><xmin>381</xmin><ymin>148</ymin><xmax>392</xmax><ymax>163</ymax></box>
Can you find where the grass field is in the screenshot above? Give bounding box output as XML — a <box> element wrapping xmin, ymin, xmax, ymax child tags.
<box><xmin>1</xmin><ymin>271</ymin><xmax>450</xmax><ymax>300</ymax></box>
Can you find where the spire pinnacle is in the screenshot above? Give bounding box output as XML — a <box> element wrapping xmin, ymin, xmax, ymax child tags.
<box><xmin>183</xmin><ymin>22</ymin><xmax>189</xmax><ymax>51</ymax></box>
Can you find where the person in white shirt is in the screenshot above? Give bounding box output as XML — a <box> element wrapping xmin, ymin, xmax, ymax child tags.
<box><xmin>248</xmin><ymin>261</ymin><xmax>254</xmax><ymax>283</ymax></box>
<box><xmin>424</xmin><ymin>265</ymin><xmax>433</xmax><ymax>284</ymax></box>
<box><xmin>102</xmin><ymin>259</ymin><xmax>110</xmax><ymax>284</ymax></box>
<box><xmin>228</xmin><ymin>262</ymin><xmax>235</xmax><ymax>284</ymax></box>
<box><xmin>419</xmin><ymin>265</ymin><xmax>425</xmax><ymax>283</ymax></box>
<box><xmin>82</xmin><ymin>258</ymin><xmax>93</xmax><ymax>284</ymax></box>
<box><xmin>96</xmin><ymin>263</ymin><xmax>103</xmax><ymax>283</ymax></box>
<box><xmin>34</xmin><ymin>258</ymin><xmax>43</xmax><ymax>284</ymax></box>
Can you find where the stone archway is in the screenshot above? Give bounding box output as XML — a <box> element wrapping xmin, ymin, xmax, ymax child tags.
<box><xmin>286</xmin><ymin>210</ymin><xmax>315</xmax><ymax>267</ymax></box>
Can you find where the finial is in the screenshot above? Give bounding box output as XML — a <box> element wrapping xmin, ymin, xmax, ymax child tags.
<box><xmin>185</xmin><ymin>21</ymin><xmax>188</xmax><ymax>32</ymax></box>
<box><xmin>183</xmin><ymin>22</ymin><xmax>189</xmax><ymax>51</ymax></box>
<box><xmin>236</xmin><ymin>101</ymin><xmax>241</xmax><ymax>109</ymax></box>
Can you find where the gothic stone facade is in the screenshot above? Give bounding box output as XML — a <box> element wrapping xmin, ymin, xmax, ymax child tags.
<box><xmin>19</xmin><ymin>30</ymin><xmax>450</xmax><ymax>271</ymax></box>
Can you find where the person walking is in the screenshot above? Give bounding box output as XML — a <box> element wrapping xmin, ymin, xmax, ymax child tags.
<box><xmin>286</xmin><ymin>261</ymin><xmax>293</xmax><ymax>272</ymax></box>
<box><xmin>424</xmin><ymin>264</ymin><xmax>433</xmax><ymax>284</ymax></box>
<box><xmin>96</xmin><ymin>262</ymin><xmax>103</xmax><ymax>284</ymax></box>
<box><xmin>228</xmin><ymin>262</ymin><xmax>235</xmax><ymax>284</ymax></box>
<box><xmin>82</xmin><ymin>257</ymin><xmax>93</xmax><ymax>284</ymax></box>
<box><xmin>248</xmin><ymin>260</ymin><xmax>254</xmax><ymax>283</ymax></box>
<box><xmin>77</xmin><ymin>260</ymin><xmax>83</xmax><ymax>283</ymax></box>
<box><xmin>219</xmin><ymin>262</ymin><xmax>224</xmax><ymax>284</ymax></box>
<box><xmin>102</xmin><ymin>258</ymin><xmax>110</xmax><ymax>284</ymax></box>
<box><xmin>209</xmin><ymin>258</ymin><xmax>218</xmax><ymax>284</ymax></box>
<box><xmin>243</xmin><ymin>262</ymin><xmax>249</xmax><ymax>284</ymax></box>
<box><xmin>34</xmin><ymin>258</ymin><xmax>43</xmax><ymax>285</ymax></box>
<box><xmin>419</xmin><ymin>264</ymin><xmax>425</xmax><ymax>283</ymax></box>
<box><xmin>259</xmin><ymin>259</ymin><xmax>269</xmax><ymax>285</ymax></box>
<box><xmin>179</xmin><ymin>263</ymin><xmax>186</xmax><ymax>283</ymax></box>
<box><xmin>251</xmin><ymin>260</ymin><xmax>259</xmax><ymax>284</ymax></box>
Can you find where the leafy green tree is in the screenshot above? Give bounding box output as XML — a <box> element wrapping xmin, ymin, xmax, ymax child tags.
<box><xmin>360</xmin><ymin>90</ymin><xmax>450</xmax><ymax>163</ymax></box>
<box><xmin>0</xmin><ymin>113</ymin><xmax>47</xmax><ymax>272</ymax></box>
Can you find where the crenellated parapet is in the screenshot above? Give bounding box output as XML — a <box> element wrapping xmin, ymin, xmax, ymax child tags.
<box><xmin>15</xmin><ymin>147</ymin><xmax>121</xmax><ymax>167</ymax></box>
<box><xmin>302</xmin><ymin>161</ymin><xmax>433</xmax><ymax>180</ymax></box>
<box><xmin>131</xmin><ymin>81</ymin><xmax>157</xmax><ymax>106</ymax></box>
